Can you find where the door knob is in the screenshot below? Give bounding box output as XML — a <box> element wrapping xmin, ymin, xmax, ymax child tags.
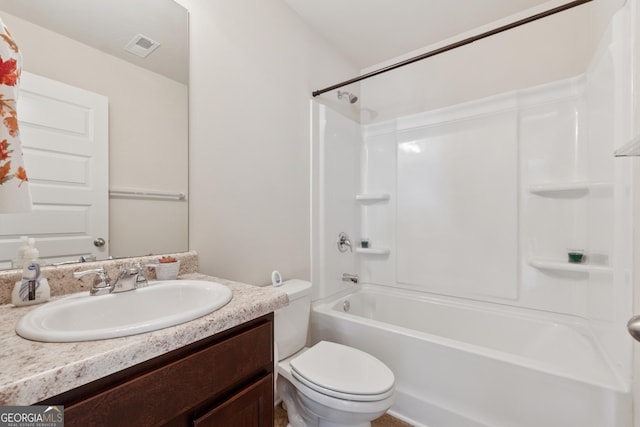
<box><xmin>627</xmin><ymin>315</ymin><xmax>640</xmax><ymax>342</ymax></box>
<box><xmin>93</xmin><ymin>237</ymin><xmax>106</xmax><ymax>247</ymax></box>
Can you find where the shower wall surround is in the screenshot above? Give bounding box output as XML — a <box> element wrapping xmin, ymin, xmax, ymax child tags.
<box><xmin>395</xmin><ymin>101</ymin><xmax>519</xmax><ymax>300</ymax></box>
<box><xmin>359</xmin><ymin>73</ymin><xmax>628</xmax><ymax>310</ymax></box>
<box><xmin>312</xmin><ymin>1</ymin><xmax>633</xmax><ymax>384</ymax></box>
<box><xmin>310</xmin><ymin>104</ymin><xmax>361</xmax><ymax>302</ymax></box>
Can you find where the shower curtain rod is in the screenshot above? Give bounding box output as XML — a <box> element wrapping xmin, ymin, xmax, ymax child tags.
<box><xmin>311</xmin><ymin>0</ymin><xmax>592</xmax><ymax>97</ymax></box>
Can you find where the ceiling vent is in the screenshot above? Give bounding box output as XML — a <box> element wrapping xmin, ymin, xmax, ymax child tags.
<box><xmin>124</xmin><ymin>34</ymin><xmax>160</xmax><ymax>58</ymax></box>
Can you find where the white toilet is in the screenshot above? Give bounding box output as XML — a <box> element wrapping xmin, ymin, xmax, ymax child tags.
<box><xmin>274</xmin><ymin>280</ymin><xmax>395</xmax><ymax>427</ymax></box>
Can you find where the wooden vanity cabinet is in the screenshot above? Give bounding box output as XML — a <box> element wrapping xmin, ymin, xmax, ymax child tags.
<box><xmin>39</xmin><ymin>313</ymin><xmax>274</xmax><ymax>427</ymax></box>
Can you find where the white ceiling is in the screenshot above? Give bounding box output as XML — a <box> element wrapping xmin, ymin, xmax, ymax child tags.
<box><xmin>284</xmin><ymin>0</ymin><xmax>559</xmax><ymax>70</ymax></box>
<box><xmin>0</xmin><ymin>0</ymin><xmax>188</xmax><ymax>84</ymax></box>
<box><xmin>0</xmin><ymin>1</ymin><xmax>575</xmax><ymax>85</ymax></box>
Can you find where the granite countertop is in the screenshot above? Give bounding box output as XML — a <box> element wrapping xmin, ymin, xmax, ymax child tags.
<box><xmin>0</xmin><ymin>272</ymin><xmax>288</xmax><ymax>405</ymax></box>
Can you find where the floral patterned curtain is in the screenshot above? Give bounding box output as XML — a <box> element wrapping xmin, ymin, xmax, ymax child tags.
<box><xmin>0</xmin><ymin>16</ymin><xmax>31</xmax><ymax>213</ymax></box>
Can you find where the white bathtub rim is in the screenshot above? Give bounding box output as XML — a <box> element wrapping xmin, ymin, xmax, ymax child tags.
<box><xmin>315</xmin><ymin>282</ymin><xmax>594</xmax><ymax>329</ymax></box>
<box><xmin>313</xmin><ymin>305</ymin><xmax>626</xmax><ymax>392</ymax></box>
<box><xmin>312</xmin><ymin>284</ymin><xmax>629</xmax><ymax>392</ymax></box>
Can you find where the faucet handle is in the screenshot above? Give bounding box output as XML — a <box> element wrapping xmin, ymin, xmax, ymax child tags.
<box><xmin>130</xmin><ymin>263</ymin><xmax>148</xmax><ymax>287</ymax></box>
<box><xmin>125</xmin><ymin>266</ymin><xmax>139</xmax><ymax>275</ymax></box>
<box><xmin>74</xmin><ymin>267</ymin><xmax>109</xmax><ymax>282</ymax></box>
<box><xmin>73</xmin><ymin>268</ymin><xmax>112</xmax><ymax>295</ymax></box>
<box><xmin>337</xmin><ymin>232</ymin><xmax>353</xmax><ymax>253</ymax></box>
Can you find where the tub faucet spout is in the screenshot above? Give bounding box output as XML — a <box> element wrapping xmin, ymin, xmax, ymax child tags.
<box><xmin>342</xmin><ymin>273</ymin><xmax>359</xmax><ymax>284</ymax></box>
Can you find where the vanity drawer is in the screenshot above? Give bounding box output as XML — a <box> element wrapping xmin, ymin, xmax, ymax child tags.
<box><xmin>193</xmin><ymin>373</ymin><xmax>273</xmax><ymax>427</ymax></box>
<box><xmin>63</xmin><ymin>318</ymin><xmax>273</xmax><ymax>427</ymax></box>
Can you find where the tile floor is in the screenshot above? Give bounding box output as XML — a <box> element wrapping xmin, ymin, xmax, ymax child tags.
<box><xmin>274</xmin><ymin>403</ymin><xmax>414</xmax><ymax>427</ymax></box>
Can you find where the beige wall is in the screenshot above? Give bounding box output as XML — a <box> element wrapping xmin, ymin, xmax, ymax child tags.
<box><xmin>180</xmin><ymin>0</ymin><xmax>358</xmax><ymax>285</ymax></box>
<box><xmin>2</xmin><ymin>12</ymin><xmax>189</xmax><ymax>259</ymax></box>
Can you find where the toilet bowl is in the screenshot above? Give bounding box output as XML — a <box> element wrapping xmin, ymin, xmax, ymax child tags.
<box><xmin>273</xmin><ymin>280</ymin><xmax>395</xmax><ymax>427</ymax></box>
<box><xmin>278</xmin><ymin>342</ymin><xmax>395</xmax><ymax>427</ymax></box>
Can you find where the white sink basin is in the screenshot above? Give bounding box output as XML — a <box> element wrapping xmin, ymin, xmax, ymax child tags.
<box><xmin>16</xmin><ymin>280</ymin><xmax>233</xmax><ymax>342</ymax></box>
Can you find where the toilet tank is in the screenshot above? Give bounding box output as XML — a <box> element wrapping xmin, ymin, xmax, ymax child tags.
<box><xmin>274</xmin><ymin>279</ymin><xmax>312</xmax><ymax>361</ymax></box>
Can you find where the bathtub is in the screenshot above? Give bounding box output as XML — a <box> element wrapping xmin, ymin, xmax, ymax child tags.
<box><xmin>309</xmin><ymin>284</ymin><xmax>631</xmax><ymax>427</ymax></box>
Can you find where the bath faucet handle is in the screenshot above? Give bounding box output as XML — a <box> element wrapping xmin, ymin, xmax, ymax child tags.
<box><xmin>73</xmin><ymin>268</ymin><xmax>113</xmax><ymax>296</ymax></box>
<box><xmin>337</xmin><ymin>232</ymin><xmax>353</xmax><ymax>253</ymax></box>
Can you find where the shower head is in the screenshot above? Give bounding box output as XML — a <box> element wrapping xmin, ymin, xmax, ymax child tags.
<box><xmin>337</xmin><ymin>90</ymin><xmax>358</xmax><ymax>104</ymax></box>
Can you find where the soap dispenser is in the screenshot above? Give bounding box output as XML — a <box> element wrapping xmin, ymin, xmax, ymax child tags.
<box><xmin>11</xmin><ymin>236</ymin><xmax>29</xmax><ymax>269</ymax></box>
<box><xmin>12</xmin><ymin>238</ymin><xmax>50</xmax><ymax>306</ymax></box>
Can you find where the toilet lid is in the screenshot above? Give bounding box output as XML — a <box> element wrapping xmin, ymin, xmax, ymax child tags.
<box><xmin>290</xmin><ymin>341</ymin><xmax>394</xmax><ymax>399</ymax></box>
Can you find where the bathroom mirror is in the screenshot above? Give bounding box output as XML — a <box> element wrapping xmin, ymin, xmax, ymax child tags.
<box><xmin>0</xmin><ymin>0</ymin><xmax>189</xmax><ymax>268</ymax></box>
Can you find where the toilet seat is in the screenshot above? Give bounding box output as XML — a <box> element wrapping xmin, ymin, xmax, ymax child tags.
<box><xmin>289</xmin><ymin>341</ymin><xmax>395</xmax><ymax>402</ymax></box>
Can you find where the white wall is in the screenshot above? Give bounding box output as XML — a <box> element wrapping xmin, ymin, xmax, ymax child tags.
<box><xmin>1</xmin><ymin>12</ymin><xmax>189</xmax><ymax>259</ymax></box>
<box><xmin>360</xmin><ymin>0</ymin><xmax>622</xmax><ymax>124</ymax></box>
<box><xmin>180</xmin><ymin>0</ymin><xmax>358</xmax><ymax>285</ymax></box>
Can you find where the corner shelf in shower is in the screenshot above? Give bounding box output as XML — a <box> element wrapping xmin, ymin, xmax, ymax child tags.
<box><xmin>355</xmin><ymin>193</ymin><xmax>390</xmax><ymax>202</ymax></box>
<box><xmin>355</xmin><ymin>247</ymin><xmax>390</xmax><ymax>255</ymax></box>
<box><xmin>527</xmin><ymin>257</ymin><xmax>612</xmax><ymax>274</ymax></box>
<box><xmin>528</xmin><ymin>181</ymin><xmax>612</xmax><ymax>196</ymax></box>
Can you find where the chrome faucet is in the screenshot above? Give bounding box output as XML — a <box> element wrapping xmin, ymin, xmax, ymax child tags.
<box><xmin>73</xmin><ymin>268</ymin><xmax>112</xmax><ymax>295</ymax></box>
<box><xmin>342</xmin><ymin>273</ymin><xmax>359</xmax><ymax>284</ymax></box>
<box><xmin>113</xmin><ymin>264</ymin><xmax>148</xmax><ymax>292</ymax></box>
<box><xmin>74</xmin><ymin>264</ymin><xmax>147</xmax><ymax>296</ymax></box>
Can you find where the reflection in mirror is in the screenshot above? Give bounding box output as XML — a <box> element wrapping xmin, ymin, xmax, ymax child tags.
<box><xmin>0</xmin><ymin>0</ymin><xmax>189</xmax><ymax>269</ymax></box>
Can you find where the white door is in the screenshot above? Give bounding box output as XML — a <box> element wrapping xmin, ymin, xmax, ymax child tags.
<box><xmin>0</xmin><ymin>71</ymin><xmax>109</xmax><ymax>267</ymax></box>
